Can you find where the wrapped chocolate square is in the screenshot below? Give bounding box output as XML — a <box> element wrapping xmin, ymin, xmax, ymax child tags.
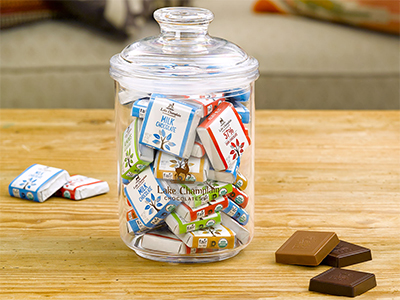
<box><xmin>56</xmin><ymin>175</ymin><xmax>109</xmax><ymax>200</ymax></box>
<box><xmin>175</xmin><ymin>196</ymin><xmax>229</xmax><ymax>222</ymax></box>
<box><xmin>139</xmin><ymin>94</ymin><xmax>202</xmax><ymax>159</ymax></box>
<box><xmin>223</xmin><ymin>199</ymin><xmax>250</xmax><ymax>226</ymax></box>
<box><xmin>124</xmin><ymin>165</ymin><xmax>180</xmax><ymax>229</ymax></box>
<box><xmin>177</xmin><ymin>223</ymin><xmax>236</xmax><ymax>249</ymax></box>
<box><xmin>9</xmin><ymin>164</ymin><xmax>70</xmax><ymax>202</ymax></box>
<box><xmin>180</xmin><ymin>93</ymin><xmax>225</xmax><ymax>118</ymax></box>
<box><xmin>122</xmin><ymin>118</ymin><xmax>154</xmax><ymax>180</ymax></box>
<box><xmin>140</xmin><ymin>228</ymin><xmax>218</xmax><ymax>255</ymax></box>
<box><xmin>131</xmin><ymin>97</ymin><xmax>150</xmax><ymax>118</ymax></box>
<box><xmin>165</xmin><ymin>211</ymin><xmax>221</xmax><ymax>235</ymax></box>
<box><xmin>153</xmin><ymin>150</ymin><xmax>209</xmax><ymax>182</ymax></box>
<box><xmin>234</xmin><ymin>171</ymin><xmax>248</xmax><ymax>190</ymax></box>
<box><xmin>227</xmin><ymin>185</ymin><xmax>249</xmax><ymax>208</ymax></box>
<box><xmin>197</xmin><ymin>102</ymin><xmax>251</xmax><ymax>171</ymax></box>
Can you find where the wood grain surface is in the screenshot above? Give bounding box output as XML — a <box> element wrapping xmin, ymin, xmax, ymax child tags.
<box><xmin>1</xmin><ymin>109</ymin><xmax>399</xmax><ymax>299</ymax></box>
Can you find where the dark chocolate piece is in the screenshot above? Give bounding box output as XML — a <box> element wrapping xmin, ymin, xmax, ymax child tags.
<box><xmin>275</xmin><ymin>231</ymin><xmax>340</xmax><ymax>266</ymax></box>
<box><xmin>322</xmin><ymin>240</ymin><xmax>372</xmax><ymax>267</ymax></box>
<box><xmin>309</xmin><ymin>267</ymin><xmax>377</xmax><ymax>297</ymax></box>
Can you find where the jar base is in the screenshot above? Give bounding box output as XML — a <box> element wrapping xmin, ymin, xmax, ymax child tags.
<box><xmin>127</xmin><ymin>235</ymin><xmax>243</xmax><ymax>263</ymax></box>
<box><xmin>133</xmin><ymin>248</ymin><xmax>242</xmax><ymax>263</ymax></box>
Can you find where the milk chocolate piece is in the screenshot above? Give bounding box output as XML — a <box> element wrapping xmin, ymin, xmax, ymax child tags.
<box><xmin>322</xmin><ymin>240</ymin><xmax>372</xmax><ymax>267</ymax></box>
<box><xmin>309</xmin><ymin>267</ymin><xmax>377</xmax><ymax>297</ymax></box>
<box><xmin>275</xmin><ymin>231</ymin><xmax>340</xmax><ymax>266</ymax></box>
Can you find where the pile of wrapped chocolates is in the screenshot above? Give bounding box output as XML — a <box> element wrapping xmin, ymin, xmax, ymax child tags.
<box><xmin>9</xmin><ymin>164</ymin><xmax>109</xmax><ymax>202</ymax></box>
<box><xmin>120</xmin><ymin>89</ymin><xmax>252</xmax><ymax>254</ymax></box>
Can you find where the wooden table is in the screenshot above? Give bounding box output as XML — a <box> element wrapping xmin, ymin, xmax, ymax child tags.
<box><xmin>1</xmin><ymin>109</ymin><xmax>399</xmax><ymax>299</ymax></box>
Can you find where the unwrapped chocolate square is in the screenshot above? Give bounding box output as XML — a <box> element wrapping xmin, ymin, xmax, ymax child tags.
<box><xmin>322</xmin><ymin>240</ymin><xmax>372</xmax><ymax>268</ymax></box>
<box><xmin>275</xmin><ymin>230</ymin><xmax>340</xmax><ymax>266</ymax></box>
<box><xmin>309</xmin><ymin>267</ymin><xmax>377</xmax><ymax>297</ymax></box>
<box><xmin>9</xmin><ymin>164</ymin><xmax>70</xmax><ymax>202</ymax></box>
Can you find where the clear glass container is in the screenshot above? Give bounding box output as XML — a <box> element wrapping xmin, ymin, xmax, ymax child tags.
<box><xmin>110</xmin><ymin>7</ymin><xmax>259</xmax><ymax>263</ymax></box>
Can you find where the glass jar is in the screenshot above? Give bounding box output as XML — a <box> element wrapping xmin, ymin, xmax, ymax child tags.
<box><xmin>110</xmin><ymin>7</ymin><xmax>259</xmax><ymax>263</ymax></box>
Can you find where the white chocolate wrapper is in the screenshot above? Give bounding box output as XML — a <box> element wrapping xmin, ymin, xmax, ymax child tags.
<box><xmin>221</xmin><ymin>212</ymin><xmax>250</xmax><ymax>245</ymax></box>
<box><xmin>153</xmin><ymin>151</ymin><xmax>209</xmax><ymax>182</ymax></box>
<box><xmin>197</xmin><ymin>102</ymin><xmax>251</xmax><ymax>171</ymax></box>
<box><xmin>139</xmin><ymin>94</ymin><xmax>202</xmax><ymax>159</ymax></box>
<box><xmin>57</xmin><ymin>175</ymin><xmax>109</xmax><ymax>200</ymax></box>
<box><xmin>9</xmin><ymin>164</ymin><xmax>70</xmax><ymax>203</ymax></box>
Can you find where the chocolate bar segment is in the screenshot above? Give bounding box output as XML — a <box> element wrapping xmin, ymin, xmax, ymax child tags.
<box><xmin>322</xmin><ymin>240</ymin><xmax>372</xmax><ymax>268</ymax></box>
<box><xmin>309</xmin><ymin>267</ymin><xmax>377</xmax><ymax>297</ymax></box>
<box><xmin>275</xmin><ymin>231</ymin><xmax>340</xmax><ymax>266</ymax></box>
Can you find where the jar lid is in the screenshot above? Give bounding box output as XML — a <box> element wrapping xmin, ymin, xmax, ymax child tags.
<box><xmin>110</xmin><ymin>7</ymin><xmax>259</xmax><ymax>95</ymax></box>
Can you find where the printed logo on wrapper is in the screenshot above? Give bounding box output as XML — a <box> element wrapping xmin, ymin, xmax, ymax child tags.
<box><xmin>218</xmin><ymin>238</ymin><xmax>228</xmax><ymax>248</ymax></box>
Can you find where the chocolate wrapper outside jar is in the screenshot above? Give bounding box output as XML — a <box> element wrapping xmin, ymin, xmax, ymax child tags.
<box><xmin>110</xmin><ymin>7</ymin><xmax>259</xmax><ymax>263</ymax></box>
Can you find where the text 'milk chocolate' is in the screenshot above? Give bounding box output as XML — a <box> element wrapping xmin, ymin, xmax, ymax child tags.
<box><xmin>275</xmin><ymin>231</ymin><xmax>339</xmax><ymax>266</ymax></box>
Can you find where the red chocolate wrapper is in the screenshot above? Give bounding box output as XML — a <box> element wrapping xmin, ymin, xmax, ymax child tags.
<box><xmin>57</xmin><ymin>175</ymin><xmax>109</xmax><ymax>200</ymax></box>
